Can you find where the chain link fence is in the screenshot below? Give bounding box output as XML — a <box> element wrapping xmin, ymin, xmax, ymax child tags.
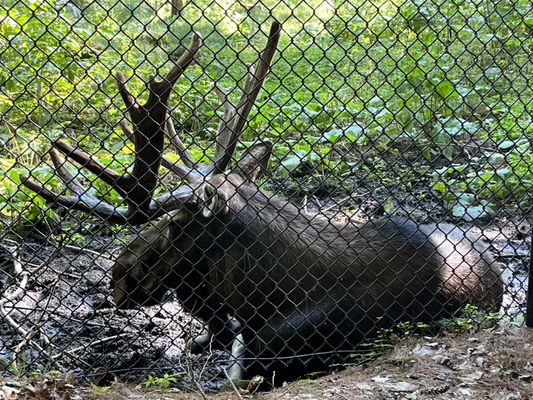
<box><xmin>0</xmin><ymin>0</ymin><xmax>532</xmax><ymax>390</ymax></box>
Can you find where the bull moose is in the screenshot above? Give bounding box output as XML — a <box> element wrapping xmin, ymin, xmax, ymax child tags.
<box><xmin>22</xmin><ymin>21</ymin><xmax>503</xmax><ymax>385</ymax></box>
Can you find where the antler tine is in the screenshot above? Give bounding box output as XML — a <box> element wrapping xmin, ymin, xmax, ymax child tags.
<box><xmin>116</xmin><ymin>72</ymin><xmax>139</xmax><ymax>121</ymax></box>
<box><xmin>120</xmin><ymin>117</ymin><xmax>200</xmax><ymax>183</ymax></box>
<box><xmin>20</xmin><ymin>174</ymin><xmax>130</xmax><ymax>224</ymax></box>
<box><xmin>213</xmin><ymin>82</ymin><xmax>236</xmax><ymax>120</ymax></box>
<box><xmin>148</xmin><ymin>32</ymin><xmax>203</xmax><ymax>107</ymax></box>
<box><xmin>49</xmin><ymin>148</ymin><xmax>85</xmax><ymax>196</ymax></box>
<box><xmin>165</xmin><ymin>116</ymin><xmax>197</xmax><ymax>169</ymax></box>
<box><xmin>19</xmin><ymin>142</ymin><xmax>128</xmax><ymax>223</ymax></box>
<box><xmin>232</xmin><ymin>140</ymin><xmax>273</xmax><ymax>184</ymax></box>
<box><xmin>53</xmin><ymin>141</ymin><xmax>121</xmax><ymax>183</ymax></box>
<box><xmin>51</xmin><ymin>140</ymin><xmax>150</xmax><ymax>209</ymax></box>
<box><xmin>210</xmin><ymin>20</ymin><xmax>281</xmax><ymax>175</ymax></box>
<box><xmin>161</xmin><ymin>156</ymin><xmax>200</xmax><ymax>183</ymax></box>
<box><xmin>119</xmin><ymin>120</ymin><xmax>134</xmax><ymax>139</ymax></box>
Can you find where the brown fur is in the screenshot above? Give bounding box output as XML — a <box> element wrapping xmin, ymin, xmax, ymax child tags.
<box><xmin>112</xmin><ymin>173</ymin><xmax>503</xmax><ymax>380</ymax></box>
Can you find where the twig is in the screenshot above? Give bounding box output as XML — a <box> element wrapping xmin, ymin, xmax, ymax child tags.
<box><xmin>51</xmin><ymin>333</ymin><xmax>132</xmax><ymax>360</ymax></box>
<box><xmin>197</xmin><ymin>331</ymin><xmax>213</xmax><ymax>385</ymax></box>
<box><xmin>61</xmin><ymin>243</ymin><xmax>114</xmax><ymax>260</ymax></box>
<box><xmin>25</xmin><ymin>262</ymin><xmax>81</xmax><ymax>279</ymax></box>
<box><xmin>302</xmin><ymin>195</ymin><xmax>309</xmax><ymax>214</ymax></box>
<box><xmin>0</xmin><ymin>249</ymin><xmax>30</xmax><ymax>337</ymax></box>
<box><xmin>321</xmin><ymin>192</ymin><xmax>367</xmax><ymax>212</ymax></box>
<box><xmin>2</xmin><ymin>238</ymin><xmax>114</xmax><ymax>260</ymax></box>
<box><xmin>186</xmin><ymin>322</ymin><xmax>207</xmax><ymax>400</ymax></box>
<box><xmin>0</xmin><ymin>247</ymin><xmax>52</xmax><ymax>363</ymax></box>
<box><xmin>312</xmin><ymin>195</ymin><xmax>322</xmax><ymax>209</ymax></box>
<box><xmin>223</xmin><ymin>368</ymin><xmax>244</xmax><ymax>400</ymax></box>
<box><xmin>321</xmin><ymin>195</ymin><xmax>350</xmax><ymax>212</ymax></box>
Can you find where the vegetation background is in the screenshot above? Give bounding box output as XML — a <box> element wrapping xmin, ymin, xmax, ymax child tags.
<box><xmin>0</xmin><ymin>0</ymin><xmax>531</xmax><ymax>230</ymax></box>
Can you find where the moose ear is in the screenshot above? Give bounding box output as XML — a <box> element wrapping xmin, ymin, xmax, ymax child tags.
<box><xmin>232</xmin><ymin>141</ymin><xmax>273</xmax><ymax>184</ymax></box>
<box><xmin>200</xmin><ymin>182</ymin><xmax>229</xmax><ymax>218</ymax></box>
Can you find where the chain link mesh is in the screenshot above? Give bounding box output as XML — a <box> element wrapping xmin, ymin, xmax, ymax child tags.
<box><xmin>0</xmin><ymin>0</ymin><xmax>531</xmax><ymax>389</ymax></box>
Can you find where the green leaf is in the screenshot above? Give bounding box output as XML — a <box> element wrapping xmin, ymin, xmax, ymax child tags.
<box><xmin>278</xmin><ymin>150</ymin><xmax>308</xmax><ymax>176</ymax></box>
<box><xmin>442</xmin><ymin>143</ymin><xmax>454</xmax><ymax>161</ymax></box>
<box><xmin>432</xmin><ymin>180</ymin><xmax>447</xmax><ymax>194</ymax></box>
<box><xmin>498</xmin><ymin>140</ymin><xmax>516</xmax><ymax>150</ymax></box>
<box><xmin>452</xmin><ymin>203</ymin><xmax>495</xmax><ymax>222</ymax></box>
<box><xmin>383</xmin><ymin>197</ymin><xmax>395</xmax><ymax>214</ymax></box>
<box><xmin>323</xmin><ymin>123</ymin><xmax>364</xmax><ymax>144</ymax></box>
<box><xmin>435</xmin><ymin>80</ymin><xmax>457</xmax><ymax>99</ymax></box>
<box><xmin>323</xmin><ymin>128</ymin><xmax>342</xmax><ymax>143</ymax></box>
<box><xmin>456</xmin><ymin>193</ymin><xmax>476</xmax><ymax>206</ymax></box>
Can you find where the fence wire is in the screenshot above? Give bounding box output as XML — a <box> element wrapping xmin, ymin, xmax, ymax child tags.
<box><xmin>0</xmin><ymin>0</ymin><xmax>532</xmax><ymax>389</ymax></box>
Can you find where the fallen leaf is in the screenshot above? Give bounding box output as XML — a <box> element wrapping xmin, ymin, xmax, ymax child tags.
<box><xmin>371</xmin><ymin>376</ymin><xmax>390</xmax><ymax>383</ymax></box>
<box><xmin>432</xmin><ymin>355</ymin><xmax>451</xmax><ymax>366</ymax></box>
<box><xmin>383</xmin><ymin>381</ymin><xmax>418</xmax><ymax>392</ymax></box>
<box><xmin>460</xmin><ymin>371</ymin><xmax>484</xmax><ymax>385</ymax></box>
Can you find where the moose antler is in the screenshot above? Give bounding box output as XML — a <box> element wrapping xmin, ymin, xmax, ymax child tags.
<box><xmin>21</xmin><ymin>21</ymin><xmax>281</xmax><ymax>225</ymax></box>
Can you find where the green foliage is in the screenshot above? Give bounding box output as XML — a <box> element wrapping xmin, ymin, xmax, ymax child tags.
<box><xmin>334</xmin><ymin>307</ymin><xmax>502</xmax><ymax>370</ymax></box>
<box><xmin>0</xmin><ymin>0</ymin><xmax>531</xmax><ymax>225</ymax></box>
<box><xmin>143</xmin><ymin>373</ymin><xmax>183</xmax><ymax>390</ymax></box>
<box><xmin>439</xmin><ymin>304</ymin><xmax>501</xmax><ymax>334</ymax></box>
<box><xmin>90</xmin><ymin>383</ymin><xmax>112</xmax><ymax>395</ymax></box>
<box><xmin>0</xmin><ymin>354</ymin><xmax>60</xmax><ymax>377</ymax></box>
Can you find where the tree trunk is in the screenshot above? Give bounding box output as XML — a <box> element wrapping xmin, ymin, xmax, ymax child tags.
<box><xmin>171</xmin><ymin>0</ymin><xmax>183</xmax><ymax>16</ymax></box>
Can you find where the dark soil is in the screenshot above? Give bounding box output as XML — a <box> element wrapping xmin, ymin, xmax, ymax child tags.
<box><xmin>2</xmin><ymin>325</ymin><xmax>532</xmax><ymax>399</ymax></box>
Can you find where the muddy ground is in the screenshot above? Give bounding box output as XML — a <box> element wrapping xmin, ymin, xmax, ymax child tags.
<box><xmin>1</xmin><ymin>325</ymin><xmax>532</xmax><ymax>399</ymax></box>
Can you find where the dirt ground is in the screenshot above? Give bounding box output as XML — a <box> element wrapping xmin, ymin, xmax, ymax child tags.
<box><xmin>1</xmin><ymin>325</ymin><xmax>532</xmax><ymax>399</ymax></box>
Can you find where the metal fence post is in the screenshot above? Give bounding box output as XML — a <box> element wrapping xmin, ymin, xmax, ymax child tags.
<box><xmin>526</xmin><ymin>227</ymin><xmax>533</xmax><ymax>328</ymax></box>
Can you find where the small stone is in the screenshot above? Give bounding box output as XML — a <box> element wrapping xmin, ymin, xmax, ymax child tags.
<box><xmin>355</xmin><ymin>383</ymin><xmax>372</xmax><ymax>390</ymax></box>
<box><xmin>469</xmin><ymin>345</ymin><xmax>486</xmax><ymax>356</ymax></box>
<box><xmin>460</xmin><ymin>371</ymin><xmax>484</xmax><ymax>385</ymax></box>
<box><xmin>371</xmin><ymin>376</ymin><xmax>390</xmax><ymax>383</ymax></box>
<box><xmin>412</xmin><ymin>344</ymin><xmax>435</xmax><ymax>357</ymax></box>
<box><xmin>490</xmin><ymin>366</ymin><xmax>502</xmax><ymax>374</ymax></box>
<box><xmin>383</xmin><ymin>381</ymin><xmax>417</xmax><ymax>392</ymax></box>
<box><xmin>432</xmin><ymin>355</ymin><xmax>451</xmax><ymax>366</ymax></box>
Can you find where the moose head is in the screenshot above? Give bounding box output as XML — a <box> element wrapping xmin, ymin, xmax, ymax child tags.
<box><xmin>21</xmin><ymin>21</ymin><xmax>503</xmax><ymax>385</ymax></box>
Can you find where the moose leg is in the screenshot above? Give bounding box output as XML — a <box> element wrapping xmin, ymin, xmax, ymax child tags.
<box><xmin>189</xmin><ymin>314</ymin><xmax>241</xmax><ymax>353</ymax></box>
<box><xmin>227</xmin><ymin>333</ymin><xmax>246</xmax><ymax>381</ymax></box>
<box><xmin>245</xmin><ymin>304</ymin><xmax>367</xmax><ymax>385</ymax></box>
